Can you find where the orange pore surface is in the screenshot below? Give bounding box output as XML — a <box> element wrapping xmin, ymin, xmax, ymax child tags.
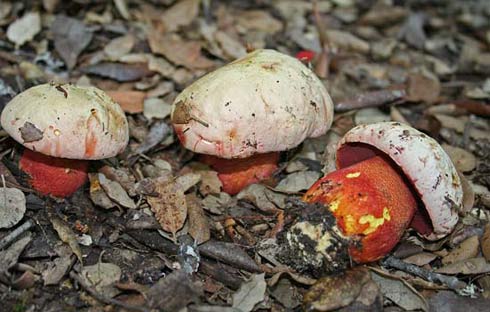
<box><xmin>303</xmin><ymin>156</ymin><xmax>417</xmax><ymax>263</ymax></box>
<box><xmin>200</xmin><ymin>152</ymin><xmax>279</xmax><ymax>195</ymax></box>
<box><xmin>19</xmin><ymin>149</ymin><xmax>89</xmax><ymax>198</ymax></box>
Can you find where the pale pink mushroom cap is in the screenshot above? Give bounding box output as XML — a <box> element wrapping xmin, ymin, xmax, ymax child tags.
<box><xmin>1</xmin><ymin>83</ymin><xmax>129</xmax><ymax>160</ymax></box>
<box><xmin>171</xmin><ymin>49</ymin><xmax>334</xmax><ymax>159</ymax></box>
<box><xmin>336</xmin><ymin>122</ymin><xmax>462</xmax><ymax>240</ymax></box>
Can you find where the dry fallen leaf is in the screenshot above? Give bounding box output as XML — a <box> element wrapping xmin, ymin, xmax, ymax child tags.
<box><xmin>147</xmin><ymin>177</ymin><xmax>188</xmax><ymax>238</ymax></box>
<box><xmin>0</xmin><ymin>187</ymin><xmax>26</xmax><ymax>229</ymax></box>
<box><xmin>148</xmin><ymin>32</ymin><xmax>214</xmax><ymax>70</ymax></box>
<box><xmin>406</xmin><ymin>73</ymin><xmax>441</xmax><ymax>104</ymax></box>
<box><xmin>80</xmin><ymin>262</ymin><xmax>122</xmax><ymax>298</ymax></box>
<box><xmin>232</xmin><ymin>273</ymin><xmax>267</xmax><ymax>312</ymax></box>
<box><xmin>88</xmin><ymin>173</ymin><xmax>115</xmax><ymax>210</ymax></box>
<box><xmin>160</xmin><ymin>0</ymin><xmax>200</xmax><ymax>32</ymax></box>
<box><xmin>442</xmin><ymin>144</ymin><xmax>477</xmax><ymax>172</ymax></box>
<box><xmin>106</xmin><ymin>90</ymin><xmax>146</xmax><ymax>114</ymax></box>
<box><xmin>98</xmin><ymin>173</ymin><xmax>136</xmax><ymax>209</ymax></box>
<box><xmin>303</xmin><ymin>267</ymin><xmax>371</xmax><ymax>311</ymax></box>
<box><xmin>442</xmin><ymin>235</ymin><xmax>480</xmax><ymax>265</ymax></box>
<box><xmin>198</xmin><ymin>170</ymin><xmax>222</xmax><ymax>196</ymax></box>
<box><xmin>275</xmin><ymin>171</ymin><xmax>321</xmax><ymax>193</ymax></box>
<box><xmin>436</xmin><ymin>257</ymin><xmax>490</xmax><ymax>275</ymax></box>
<box><xmin>50</xmin><ymin>216</ymin><xmax>83</xmax><ymax>264</ymax></box>
<box><xmin>175</xmin><ymin>172</ymin><xmax>201</xmax><ymax>192</ymax></box>
<box><xmin>186</xmin><ymin>193</ymin><xmax>211</xmax><ymax>245</ymax></box>
<box><xmin>237</xmin><ymin>184</ymin><xmax>287</xmax><ymax>212</ymax></box>
<box><xmin>143</xmin><ymin>97</ymin><xmax>172</xmax><ymax>120</ymax></box>
<box><xmin>482</xmin><ymin>224</ymin><xmax>490</xmax><ymax>261</ymax></box>
<box><xmin>104</xmin><ymin>35</ymin><xmax>135</xmax><ymax>61</ymax></box>
<box><xmin>6</xmin><ymin>12</ymin><xmax>41</xmax><ymax>47</ymax></box>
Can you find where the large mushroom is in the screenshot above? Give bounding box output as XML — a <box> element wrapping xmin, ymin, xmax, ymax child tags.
<box><xmin>171</xmin><ymin>49</ymin><xmax>334</xmax><ymax>194</ymax></box>
<box><xmin>282</xmin><ymin>122</ymin><xmax>462</xmax><ymax>274</ymax></box>
<box><xmin>1</xmin><ymin>83</ymin><xmax>129</xmax><ymax>197</ymax></box>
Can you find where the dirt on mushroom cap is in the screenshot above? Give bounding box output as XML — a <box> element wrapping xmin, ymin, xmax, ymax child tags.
<box><xmin>0</xmin><ymin>83</ymin><xmax>129</xmax><ymax>160</ymax></box>
<box><xmin>171</xmin><ymin>49</ymin><xmax>334</xmax><ymax>159</ymax></box>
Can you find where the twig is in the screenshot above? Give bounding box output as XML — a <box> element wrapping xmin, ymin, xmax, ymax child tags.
<box><xmin>381</xmin><ymin>255</ymin><xmax>467</xmax><ymax>291</ymax></box>
<box><xmin>335</xmin><ymin>88</ymin><xmax>406</xmax><ymax>112</ymax></box>
<box><xmin>69</xmin><ymin>271</ymin><xmax>150</xmax><ymax>312</ymax></box>
<box><xmin>312</xmin><ymin>0</ymin><xmax>330</xmax><ymax>78</ymax></box>
<box><xmin>0</xmin><ymin>219</ymin><xmax>34</xmax><ymax>250</ymax></box>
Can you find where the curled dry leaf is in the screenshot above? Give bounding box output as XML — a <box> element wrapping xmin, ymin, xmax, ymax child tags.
<box><xmin>7</xmin><ymin>12</ymin><xmax>41</xmax><ymax>47</ymax></box>
<box><xmin>198</xmin><ymin>170</ymin><xmax>222</xmax><ymax>196</ymax></box>
<box><xmin>303</xmin><ymin>267</ymin><xmax>371</xmax><ymax>311</ymax></box>
<box><xmin>442</xmin><ymin>144</ymin><xmax>477</xmax><ymax>173</ymax></box>
<box><xmin>50</xmin><ymin>216</ymin><xmax>83</xmax><ymax>264</ymax></box>
<box><xmin>88</xmin><ymin>173</ymin><xmax>116</xmax><ymax>209</ymax></box>
<box><xmin>436</xmin><ymin>257</ymin><xmax>490</xmax><ymax>274</ymax></box>
<box><xmin>482</xmin><ymin>224</ymin><xmax>490</xmax><ymax>261</ymax></box>
<box><xmin>160</xmin><ymin>0</ymin><xmax>200</xmax><ymax>32</ymax></box>
<box><xmin>175</xmin><ymin>172</ymin><xmax>201</xmax><ymax>192</ymax></box>
<box><xmin>98</xmin><ymin>173</ymin><xmax>136</xmax><ymax>209</ymax></box>
<box><xmin>147</xmin><ymin>177</ymin><xmax>187</xmax><ymax>238</ymax></box>
<box><xmin>80</xmin><ymin>262</ymin><xmax>122</xmax><ymax>298</ymax></box>
<box><xmin>0</xmin><ymin>187</ymin><xmax>26</xmax><ymax>229</ymax></box>
<box><xmin>237</xmin><ymin>184</ymin><xmax>287</xmax><ymax>212</ymax></box>
<box><xmin>232</xmin><ymin>273</ymin><xmax>267</xmax><ymax>312</ymax></box>
<box><xmin>275</xmin><ymin>171</ymin><xmax>321</xmax><ymax>193</ymax></box>
<box><xmin>442</xmin><ymin>235</ymin><xmax>480</xmax><ymax>265</ymax></box>
<box><xmin>99</xmin><ymin>166</ymin><xmax>137</xmax><ymax>197</ymax></box>
<box><xmin>186</xmin><ymin>193</ymin><xmax>210</xmax><ymax>244</ymax></box>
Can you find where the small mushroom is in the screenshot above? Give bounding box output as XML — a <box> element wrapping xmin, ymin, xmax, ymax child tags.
<box><xmin>282</xmin><ymin>122</ymin><xmax>462</xmax><ymax>274</ymax></box>
<box><xmin>1</xmin><ymin>83</ymin><xmax>129</xmax><ymax>197</ymax></box>
<box><xmin>171</xmin><ymin>49</ymin><xmax>334</xmax><ymax>194</ymax></box>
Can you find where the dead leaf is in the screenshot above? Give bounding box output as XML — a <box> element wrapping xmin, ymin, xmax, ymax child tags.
<box><xmin>42</xmin><ymin>246</ymin><xmax>75</xmax><ymax>285</ymax></box>
<box><xmin>198</xmin><ymin>170</ymin><xmax>222</xmax><ymax>196</ymax></box>
<box><xmin>148</xmin><ymin>32</ymin><xmax>214</xmax><ymax>69</ymax></box>
<box><xmin>201</xmin><ymin>193</ymin><xmax>231</xmax><ymax>214</ymax></box>
<box><xmin>0</xmin><ymin>233</ymin><xmax>32</xmax><ymax>281</ymax></box>
<box><xmin>371</xmin><ymin>271</ymin><xmax>428</xmax><ymax>311</ymax></box>
<box><xmin>104</xmin><ymin>35</ymin><xmax>135</xmax><ymax>61</ymax></box>
<box><xmin>326</xmin><ymin>30</ymin><xmax>370</xmax><ymax>54</ymax></box>
<box><xmin>403</xmin><ymin>252</ymin><xmax>438</xmax><ymax>266</ymax></box>
<box><xmin>232</xmin><ymin>273</ymin><xmax>267</xmax><ymax>312</ymax></box>
<box><xmin>7</xmin><ymin>12</ymin><xmax>41</xmax><ymax>47</ymax></box>
<box><xmin>275</xmin><ymin>171</ymin><xmax>321</xmax><ymax>193</ymax></box>
<box><xmin>303</xmin><ymin>267</ymin><xmax>371</xmax><ymax>311</ymax></box>
<box><xmin>82</xmin><ymin>62</ymin><xmax>153</xmax><ymax>82</ymax></box>
<box><xmin>98</xmin><ymin>173</ymin><xmax>136</xmax><ymax>209</ymax></box>
<box><xmin>459</xmin><ymin>172</ymin><xmax>475</xmax><ymax>214</ymax></box>
<box><xmin>88</xmin><ymin>173</ymin><xmax>115</xmax><ymax>209</ymax></box>
<box><xmin>442</xmin><ymin>235</ymin><xmax>480</xmax><ymax>265</ymax></box>
<box><xmin>99</xmin><ymin>166</ymin><xmax>137</xmax><ymax>196</ymax></box>
<box><xmin>133</xmin><ymin>120</ymin><xmax>171</xmax><ymax>155</ymax></box>
<box><xmin>52</xmin><ymin>15</ymin><xmax>93</xmax><ymax>69</ymax></box>
<box><xmin>106</xmin><ymin>90</ymin><xmax>145</xmax><ymax>114</ymax></box>
<box><xmin>442</xmin><ymin>144</ymin><xmax>477</xmax><ymax>172</ymax></box>
<box><xmin>236</xmin><ymin>10</ymin><xmax>283</xmax><ymax>34</ymax></box>
<box><xmin>176</xmin><ymin>172</ymin><xmax>202</xmax><ymax>193</ymax></box>
<box><xmin>428</xmin><ymin>291</ymin><xmax>490</xmax><ymax>312</ymax></box>
<box><xmin>214</xmin><ymin>31</ymin><xmax>246</xmax><ymax>60</ymax></box>
<box><xmin>482</xmin><ymin>224</ymin><xmax>490</xmax><ymax>261</ymax></box>
<box><xmin>19</xmin><ymin>121</ymin><xmax>43</xmax><ymax>142</ymax></box>
<box><xmin>0</xmin><ymin>187</ymin><xmax>26</xmax><ymax>228</ymax></box>
<box><xmin>198</xmin><ymin>240</ymin><xmax>261</xmax><ymax>273</ymax></box>
<box><xmin>80</xmin><ymin>262</ymin><xmax>122</xmax><ymax>298</ymax></box>
<box><xmin>436</xmin><ymin>257</ymin><xmax>490</xmax><ymax>275</ymax></box>
<box><xmin>147</xmin><ymin>177</ymin><xmax>187</xmax><ymax>238</ymax></box>
<box><xmin>160</xmin><ymin>0</ymin><xmax>200</xmax><ymax>32</ymax></box>
<box><xmin>186</xmin><ymin>193</ymin><xmax>210</xmax><ymax>244</ymax></box>
<box><xmin>146</xmin><ymin>270</ymin><xmax>200</xmax><ymax>311</ymax></box>
<box><xmin>143</xmin><ymin>97</ymin><xmax>172</xmax><ymax>120</ymax></box>
<box><xmin>50</xmin><ymin>216</ymin><xmax>83</xmax><ymax>263</ymax></box>
<box><xmin>406</xmin><ymin>73</ymin><xmax>441</xmax><ymax>104</ymax></box>
<box><xmin>237</xmin><ymin>184</ymin><xmax>286</xmax><ymax>212</ymax></box>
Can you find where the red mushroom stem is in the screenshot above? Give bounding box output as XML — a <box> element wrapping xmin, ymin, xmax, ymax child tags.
<box><xmin>303</xmin><ymin>155</ymin><xmax>416</xmax><ymax>263</ymax></box>
<box><xmin>19</xmin><ymin>149</ymin><xmax>89</xmax><ymax>198</ymax></box>
<box><xmin>199</xmin><ymin>152</ymin><xmax>279</xmax><ymax>195</ymax></box>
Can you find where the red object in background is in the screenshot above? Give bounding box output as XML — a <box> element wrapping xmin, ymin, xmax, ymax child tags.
<box><xmin>295</xmin><ymin>50</ymin><xmax>316</xmax><ymax>62</ymax></box>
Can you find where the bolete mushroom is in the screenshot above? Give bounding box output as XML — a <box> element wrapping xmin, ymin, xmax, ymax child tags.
<box><xmin>282</xmin><ymin>122</ymin><xmax>462</xmax><ymax>274</ymax></box>
<box><xmin>0</xmin><ymin>83</ymin><xmax>129</xmax><ymax>197</ymax></box>
<box><xmin>171</xmin><ymin>49</ymin><xmax>334</xmax><ymax>194</ymax></box>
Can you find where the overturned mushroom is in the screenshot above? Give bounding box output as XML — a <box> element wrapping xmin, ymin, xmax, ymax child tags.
<box><xmin>0</xmin><ymin>83</ymin><xmax>129</xmax><ymax>197</ymax></box>
<box><xmin>171</xmin><ymin>49</ymin><xmax>334</xmax><ymax>194</ymax></box>
<box><xmin>281</xmin><ymin>122</ymin><xmax>462</xmax><ymax>274</ymax></box>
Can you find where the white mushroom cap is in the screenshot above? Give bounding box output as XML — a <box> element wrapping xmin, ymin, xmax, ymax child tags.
<box><xmin>171</xmin><ymin>49</ymin><xmax>334</xmax><ymax>159</ymax></box>
<box><xmin>1</xmin><ymin>83</ymin><xmax>129</xmax><ymax>160</ymax></box>
<box><xmin>336</xmin><ymin>121</ymin><xmax>462</xmax><ymax>240</ymax></box>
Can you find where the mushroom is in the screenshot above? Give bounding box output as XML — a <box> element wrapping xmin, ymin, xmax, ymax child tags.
<box><xmin>282</xmin><ymin>122</ymin><xmax>462</xmax><ymax>274</ymax></box>
<box><xmin>171</xmin><ymin>49</ymin><xmax>334</xmax><ymax>194</ymax></box>
<box><xmin>0</xmin><ymin>83</ymin><xmax>129</xmax><ymax>197</ymax></box>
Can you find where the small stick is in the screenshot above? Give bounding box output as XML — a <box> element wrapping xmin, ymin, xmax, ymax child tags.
<box><xmin>69</xmin><ymin>271</ymin><xmax>150</xmax><ymax>312</ymax></box>
<box><xmin>381</xmin><ymin>255</ymin><xmax>467</xmax><ymax>290</ymax></box>
<box><xmin>335</xmin><ymin>89</ymin><xmax>406</xmax><ymax>112</ymax></box>
<box><xmin>0</xmin><ymin>219</ymin><xmax>34</xmax><ymax>250</ymax></box>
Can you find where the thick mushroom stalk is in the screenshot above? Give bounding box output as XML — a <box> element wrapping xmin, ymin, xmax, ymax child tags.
<box><xmin>19</xmin><ymin>149</ymin><xmax>89</xmax><ymax>197</ymax></box>
<box><xmin>281</xmin><ymin>122</ymin><xmax>462</xmax><ymax>275</ymax></box>
<box><xmin>171</xmin><ymin>49</ymin><xmax>334</xmax><ymax>194</ymax></box>
<box><xmin>200</xmin><ymin>153</ymin><xmax>279</xmax><ymax>195</ymax></box>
